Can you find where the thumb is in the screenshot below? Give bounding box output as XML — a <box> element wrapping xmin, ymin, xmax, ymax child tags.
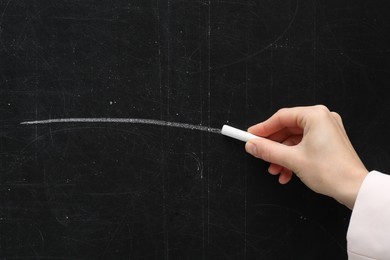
<box><xmin>245</xmin><ymin>137</ymin><xmax>297</xmax><ymax>171</ymax></box>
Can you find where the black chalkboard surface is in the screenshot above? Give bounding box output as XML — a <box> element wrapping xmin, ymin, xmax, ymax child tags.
<box><xmin>2</xmin><ymin>1</ymin><xmax>390</xmax><ymax>259</ymax></box>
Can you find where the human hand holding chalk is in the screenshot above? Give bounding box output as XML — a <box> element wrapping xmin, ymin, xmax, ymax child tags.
<box><xmin>221</xmin><ymin>125</ymin><xmax>260</xmax><ymax>142</ymax></box>
<box><xmin>237</xmin><ymin>105</ymin><xmax>369</xmax><ymax>209</ymax></box>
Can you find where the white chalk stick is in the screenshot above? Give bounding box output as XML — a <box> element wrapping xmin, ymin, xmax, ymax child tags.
<box><xmin>221</xmin><ymin>125</ymin><xmax>259</xmax><ymax>142</ymax></box>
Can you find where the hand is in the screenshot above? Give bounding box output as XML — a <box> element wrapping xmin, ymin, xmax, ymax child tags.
<box><xmin>245</xmin><ymin>105</ymin><xmax>368</xmax><ymax>209</ymax></box>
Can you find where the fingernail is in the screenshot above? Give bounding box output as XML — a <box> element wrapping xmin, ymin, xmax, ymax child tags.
<box><xmin>246</xmin><ymin>142</ymin><xmax>257</xmax><ymax>155</ymax></box>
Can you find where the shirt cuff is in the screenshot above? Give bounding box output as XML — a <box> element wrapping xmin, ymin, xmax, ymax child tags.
<box><xmin>347</xmin><ymin>170</ymin><xmax>390</xmax><ymax>259</ymax></box>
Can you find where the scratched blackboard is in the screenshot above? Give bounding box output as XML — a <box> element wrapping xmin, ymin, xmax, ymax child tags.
<box><xmin>1</xmin><ymin>1</ymin><xmax>390</xmax><ymax>259</ymax></box>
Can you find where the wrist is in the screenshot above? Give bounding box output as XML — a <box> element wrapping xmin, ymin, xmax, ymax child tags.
<box><xmin>337</xmin><ymin>168</ymin><xmax>369</xmax><ymax>209</ymax></box>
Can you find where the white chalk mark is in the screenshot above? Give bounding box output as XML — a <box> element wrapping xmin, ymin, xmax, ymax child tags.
<box><xmin>20</xmin><ymin>118</ymin><xmax>221</xmax><ymax>134</ymax></box>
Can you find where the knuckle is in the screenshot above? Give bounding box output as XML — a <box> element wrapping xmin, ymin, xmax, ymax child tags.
<box><xmin>331</xmin><ymin>111</ymin><xmax>342</xmax><ymax>121</ymax></box>
<box><xmin>308</xmin><ymin>105</ymin><xmax>330</xmax><ymax>120</ymax></box>
<box><xmin>314</xmin><ymin>104</ymin><xmax>330</xmax><ymax>113</ymax></box>
<box><xmin>277</xmin><ymin>107</ymin><xmax>289</xmax><ymax>114</ymax></box>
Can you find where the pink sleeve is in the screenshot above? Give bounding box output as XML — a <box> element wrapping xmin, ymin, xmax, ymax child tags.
<box><xmin>347</xmin><ymin>170</ymin><xmax>390</xmax><ymax>259</ymax></box>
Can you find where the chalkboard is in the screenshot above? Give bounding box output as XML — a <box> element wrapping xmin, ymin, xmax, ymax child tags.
<box><xmin>1</xmin><ymin>1</ymin><xmax>390</xmax><ymax>259</ymax></box>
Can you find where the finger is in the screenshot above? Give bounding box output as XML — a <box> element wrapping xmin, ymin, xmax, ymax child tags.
<box><xmin>279</xmin><ymin>168</ymin><xmax>293</xmax><ymax>184</ymax></box>
<box><xmin>266</xmin><ymin>127</ymin><xmax>303</xmax><ymax>142</ymax></box>
<box><xmin>282</xmin><ymin>135</ymin><xmax>303</xmax><ymax>146</ymax></box>
<box><xmin>267</xmin><ymin>134</ymin><xmax>300</xmax><ymax>175</ymax></box>
<box><xmin>245</xmin><ymin>137</ymin><xmax>298</xmax><ymax>171</ymax></box>
<box><xmin>248</xmin><ymin>105</ymin><xmax>333</xmax><ymax>137</ymax></box>
<box><xmin>268</xmin><ymin>163</ymin><xmax>283</xmax><ymax>175</ymax></box>
<box><xmin>248</xmin><ymin>106</ymin><xmax>310</xmax><ymax>137</ymax></box>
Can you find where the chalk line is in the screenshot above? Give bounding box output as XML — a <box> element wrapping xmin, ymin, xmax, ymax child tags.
<box><xmin>20</xmin><ymin>118</ymin><xmax>221</xmax><ymax>134</ymax></box>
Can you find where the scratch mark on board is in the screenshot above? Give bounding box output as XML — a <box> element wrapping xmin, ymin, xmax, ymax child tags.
<box><xmin>209</xmin><ymin>0</ymin><xmax>299</xmax><ymax>71</ymax></box>
<box><xmin>0</xmin><ymin>0</ymin><xmax>12</xmax><ymax>42</ymax></box>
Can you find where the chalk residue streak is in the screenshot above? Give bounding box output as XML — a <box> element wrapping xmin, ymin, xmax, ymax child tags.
<box><xmin>21</xmin><ymin>118</ymin><xmax>221</xmax><ymax>134</ymax></box>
